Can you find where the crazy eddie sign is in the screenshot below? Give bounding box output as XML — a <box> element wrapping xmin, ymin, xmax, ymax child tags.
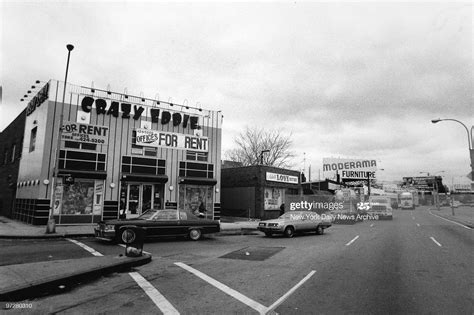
<box><xmin>136</xmin><ymin>129</ymin><xmax>208</xmax><ymax>152</ymax></box>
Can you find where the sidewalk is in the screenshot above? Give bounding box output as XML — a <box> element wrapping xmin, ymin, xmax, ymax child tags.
<box><xmin>0</xmin><ymin>216</ymin><xmax>259</xmax><ymax>239</ymax></box>
<box><xmin>429</xmin><ymin>205</ymin><xmax>473</xmax><ymax>229</ymax></box>
<box><xmin>0</xmin><ymin>254</ymin><xmax>151</xmax><ymax>302</ymax></box>
<box><xmin>0</xmin><ymin>216</ymin><xmax>258</xmax><ymax>302</ymax></box>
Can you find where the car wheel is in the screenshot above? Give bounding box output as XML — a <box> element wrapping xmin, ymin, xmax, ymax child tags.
<box><xmin>189</xmin><ymin>228</ymin><xmax>202</xmax><ymax>241</ymax></box>
<box><xmin>284</xmin><ymin>226</ymin><xmax>294</xmax><ymax>238</ymax></box>
<box><xmin>120</xmin><ymin>228</ymin><xmax>136</xmax><ymax>244</ymax></box>
<box><xmin>264</xmin><ymin>232</ymin><xmax>273</xmax><ymax>237</ymax></box>
<box><xmin>316</xmin><ymin>225</ymin><xmax>324</xmax><ymax>235</ymax></box>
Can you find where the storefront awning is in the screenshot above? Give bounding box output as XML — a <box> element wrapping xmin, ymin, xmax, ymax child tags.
<box><xmin>59</xmin><ymin>169</ymin><xmax>107</xmax><ymax>180</ymax></box>
<box><xmin>121</xmin><ymin>173</ymin><xmax>169</xmax><ymax>183</ymax></box>
<box><xmin>178</xmin><ymin>177</ymin><xmax>217</xmax><ymax>186</ymax></box>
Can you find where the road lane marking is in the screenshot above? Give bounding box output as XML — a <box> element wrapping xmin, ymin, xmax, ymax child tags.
<box><xmin>68</xmin><ymin>239</ymin><xmax>176</xmax><ymax>313</ymax></box>
<box><xmin>175</xmin><ymin>262</ymin><xmax>268</xmax><ymax>314</ymax></box>
<box><xmin>118</xmin><ymin>243</ymin><xmax>152</xmax><ymax>255</ymax></box>
<box><xmin>345</xmin><ymin>235</ymin><xmax>359</xmax><ymax>246</ymax></box>
<box><xmin>129</xmin><ymin>272</ymin><xmax>180</xmax><ymax>315</ymax></box>
<box><xmin>430</xmin><ymin>237</ymin><xmax>442</xmax><ymax>247</ymax></box>
<box><xmin>66</xmin><ymin>238</ymin><xmax>103</xmax><ymax>256</ymax></box>
<box><xmin>429</xmin><ymin>211</ymin><xmax>472</xmax><ymax>230</ymax></box>
<box><xmin>266</xmin><ymin>270</ymin><xmax>316</xmax><ymax>313</ymax></box>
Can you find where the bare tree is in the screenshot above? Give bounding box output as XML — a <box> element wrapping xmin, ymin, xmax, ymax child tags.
<box><xmin>225</xmin><ymin>126</ymin><xmax>295</xmax><ymax>168</ymax></box>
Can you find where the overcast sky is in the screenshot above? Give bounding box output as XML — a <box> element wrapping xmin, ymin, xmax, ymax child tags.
<box><xmin>0</xmin><ymin>0</ymin><xmax>472</xmax><ymax>184</ymax></box>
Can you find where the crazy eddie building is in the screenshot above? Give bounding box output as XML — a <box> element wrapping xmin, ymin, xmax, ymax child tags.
<box><xmin>0</xmin><ymin>80</ymin><xmax>222</xmax><ymax>225</ymax></box>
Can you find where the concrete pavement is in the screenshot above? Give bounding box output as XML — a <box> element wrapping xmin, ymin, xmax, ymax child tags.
<box><xmin>0</xmin><ymin>254</ymin><xmax>151</xmax><ymax>302</ymax></box>
<box><xmin>0</xmin><ymin>216</ymin><xmax>259</xmax><ymax>302</ymax></box>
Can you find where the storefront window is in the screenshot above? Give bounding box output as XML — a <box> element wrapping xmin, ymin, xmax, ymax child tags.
<box><xmin>264</xmin><ymin>188</ymin><xmax>284</xmax><ymax>210</ymax></box>
<box><xmin>179</xmin><ymin>185</ymin><xmax>213</xmax><ymax>217</ymax></box>
<box><xmin>61</xmin><ymin>179</ymin><xmax>95</xmax><ymax>214</ymax></box>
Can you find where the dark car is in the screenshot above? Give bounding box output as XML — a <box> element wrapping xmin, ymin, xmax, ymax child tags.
<box><xmin>94</xmin><ymin>209</ymin><xmax>220</xmax><ymax>243</ymax></box>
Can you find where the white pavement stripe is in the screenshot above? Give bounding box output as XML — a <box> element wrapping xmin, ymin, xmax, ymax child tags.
<box><xmin>118</xmin><ymin>243</ymin><xmax>152</xmax><ymax>255</ymax></box>
<box><xmin>129</xmin><ymin>272</ymin><xmax>180</xmax><ymax>315</ymax></box>
<box><xmin>266</xmin><ymin>270</ymin><xmax>316</xmax><ymax>313</ymax></box>
<box><xmin>175</xmin><ymin>262</ymin><xmax>268</xmax><ymax>314</ymax></box>
<box><xmin>66</xmin><ymin>238</ymin><xmax>103</xmax><ymax>256</ymax></box>
<box><xmin>345</xmin><ymin>235</ymin><xmax>359</xmax><ymax>246</ymax></box>
<box><xmin>429</xmin><ymin>211</ymin><xmax>472</xmax><ymax>230</ymax></box>
<box><xmin>430</xmin><ymin>237</ymin><xmax>442</xmax><ymax>247</ymax></box>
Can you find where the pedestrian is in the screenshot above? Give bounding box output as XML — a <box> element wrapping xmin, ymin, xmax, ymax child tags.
<box><xmin>279</xmin><ymin>203</ymin><xmax>285</xmax><ymax>216</ymax></box>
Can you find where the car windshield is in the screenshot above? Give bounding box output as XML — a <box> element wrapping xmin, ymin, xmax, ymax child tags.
<box><xmin>138</xmin><ymin>209</ymin><xmax>160</xmax><ymax>220</ymax></box>
<box><xmin>279</xmin><ymin>212</ymin><xmax>307</xmax><ymax>219</ymax></box>
<box><xmin>371</xmin><ymin>198</ymin><xmax>389</xmax><ymax>204</ymax></box>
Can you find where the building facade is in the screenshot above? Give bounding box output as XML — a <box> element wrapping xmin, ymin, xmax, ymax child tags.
<box><xmin>0</xmin><ymin>109</ymin><xmax>26</xmax><ymax>218</ymax></box>
<box><xmin>221</xmin><ymin>165</ymin><xmax>301</xmax><ymax>219</ymax></box>
<box><xmin>2</xmin><ymin>80</ymin><xmax>222</xmax><ymax>225</ymax></box>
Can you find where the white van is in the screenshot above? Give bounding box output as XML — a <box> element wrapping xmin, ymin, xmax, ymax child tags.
<box><xmin>399</xmin><ymin>192</ymin><xmax>415</xmax><ymax>210</ymax></box>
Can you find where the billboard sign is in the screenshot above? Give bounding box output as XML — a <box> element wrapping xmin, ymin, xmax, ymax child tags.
<box><xmin>323</xmin><ymin>158</ymin><xmax>377</xmax><ymax>179</ymax></box>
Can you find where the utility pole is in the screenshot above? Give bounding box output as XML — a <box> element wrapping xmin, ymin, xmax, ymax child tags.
<box><xmin>46</xmin><ymin>44</ymin><xmax>74</xmax><ymax>234</ymax></box>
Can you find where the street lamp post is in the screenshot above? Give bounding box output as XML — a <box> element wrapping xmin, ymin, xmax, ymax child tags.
<box><xmin>46</xmin><ymin>44</ymin><xmax>74</xmax><ymax>234</ymax></box>
<box><xmin>431</xmin><ymin>118</ymin><xmax>474</xmax><ymax>181</ymax></box>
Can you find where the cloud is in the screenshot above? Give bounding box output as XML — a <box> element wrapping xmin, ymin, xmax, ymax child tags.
<box><xmin>1</xmin><ymin>1</ymin><xmax>471</xmax><ymax>183</ymax></box>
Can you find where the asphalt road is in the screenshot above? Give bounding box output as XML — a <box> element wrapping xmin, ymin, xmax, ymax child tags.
<box><xmin>5</xmin><ymin>206</ymin><xmax>473</xmax><ymax>314</ymax></box>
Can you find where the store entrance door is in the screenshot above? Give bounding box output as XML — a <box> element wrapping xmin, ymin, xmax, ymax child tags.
<box><xmin>124</xmin><ymin>183</ymin><xmax>163</xmax><ymax>218</ymax></box>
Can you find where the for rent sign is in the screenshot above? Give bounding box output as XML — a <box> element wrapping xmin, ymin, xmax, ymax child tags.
<box><xmin>136</xmin><ymin>129</ymin><xmax>208</xmax><ymax>152</ymax></box>
<box><xmin>61</xmin><ymin>122</ymin><xmax>109</xmax><ymax>145</ymax></box>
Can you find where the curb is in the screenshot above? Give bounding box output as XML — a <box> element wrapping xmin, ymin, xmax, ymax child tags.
<box><xmin>0</xmin><ymin>233</ymin><xmax>95</xmax><ymax>240</ymax></box>
<box><xmin>0</xmin><ymin>254</ymin><xmax>152</xmax><ymax>302</ymax></box>
<box><xmin>432</xmin><ymin>214</ymin><xmax>473</xmax><ymax>229</ymax></box>
<box><xmin>428</xmin><ymin>209</ymin><xmax>473</xmax><ymax>229</ymax></box>
<box><xmin>0</xmin><ymin>230</ymin><xmax>261</xmax><ymax>239</ymax></box>
<box><xmin>215</xmin><ymin>228</ymin><xmax>260</xmax><ymax>236</ymax></box>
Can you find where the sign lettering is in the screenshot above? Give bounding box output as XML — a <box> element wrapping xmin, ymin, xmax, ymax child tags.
<box><xmin>136</xmin><ymin>129</ymin><xmax>208</xmax><ymax>152</ymax></box>
<box><xmin>61</xmin><ymin>122</ymin><xmax>109</xmax><ymax>145</ymax></box>
<box><xmin>81</xmin><ymin>96</ymin><xmax>200</xmax><ymax>129</ymax></box>
<box><xmin>266</xmin><ymin>172</ymin><xmax>299</xmax><ymax>184</ymax></box>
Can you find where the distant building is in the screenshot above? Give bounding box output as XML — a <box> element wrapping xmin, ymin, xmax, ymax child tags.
<box><xmin>221</xmin><ymin>165</ymin><xmax>301</xmax><ymax>219</ymax></box>
<box><xmin>0</xmin><ymin>80</ymin><xmax>222</xmax><ymax>225</ymax></box>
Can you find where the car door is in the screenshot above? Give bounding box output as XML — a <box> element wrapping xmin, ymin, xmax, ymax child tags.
<box><xmin>300</xmin><ymin>211</ymin><xmax>319</xmax><ymax>231</ymax></box>
<box><xmin>148</xmin><ymin>210</ymin><xmax>180</xmax><ymax>236</ymax></box>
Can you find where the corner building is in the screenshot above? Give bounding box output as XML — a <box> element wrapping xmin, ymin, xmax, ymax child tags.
<box><xmin>8</xmin><ymin>80</ymin><xmax>222</xmax><ymax>225</ymax></box>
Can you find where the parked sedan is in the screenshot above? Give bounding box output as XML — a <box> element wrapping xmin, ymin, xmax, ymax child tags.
<box><xmin>258</xmin><ymin>211</ymin><xmax>332</xmax><ymax>238</ymax></box>
<box><xmin>94</xmin><ymin>209</ymin><xmax>220</xmax><ymax>243</ymax></box>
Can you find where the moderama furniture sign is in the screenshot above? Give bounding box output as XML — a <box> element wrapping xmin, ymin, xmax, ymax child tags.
<box><xmin>323</xmin><ymin>158</ymin><xmax>377</xmax><ymax>180</ymax></box>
